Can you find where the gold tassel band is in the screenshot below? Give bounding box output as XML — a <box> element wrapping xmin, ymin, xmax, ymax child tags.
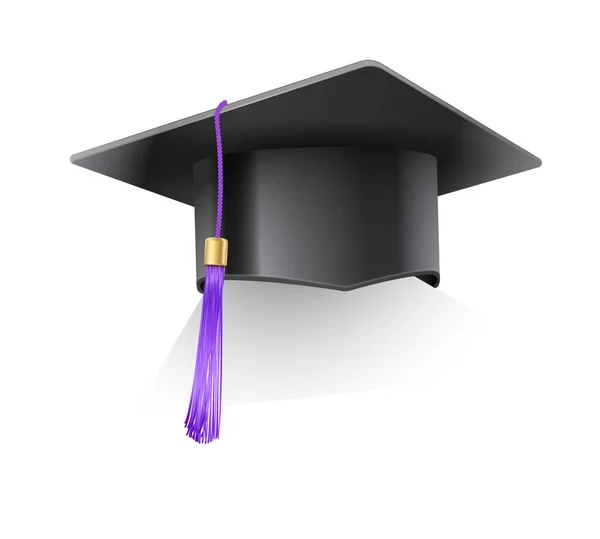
<box><xmin>204</xmin><ymin>237</ymin><xmax>228</xmax><ymax>267</ymax></box>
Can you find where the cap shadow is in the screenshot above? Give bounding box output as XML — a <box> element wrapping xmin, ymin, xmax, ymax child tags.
<box><xmin>147</xmin><ymin>278</ymin><xmax>476</xmax><ymax>415</ymax></box>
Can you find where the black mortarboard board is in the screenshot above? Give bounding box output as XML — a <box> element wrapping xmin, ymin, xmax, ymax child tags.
<box><xmin>71</xmin><ymin>60</ymin><xmax>541</xmax><ymax>293</ymax></box>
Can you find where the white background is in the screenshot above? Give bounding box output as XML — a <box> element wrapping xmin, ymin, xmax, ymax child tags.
<box><xmin>1</xmin><ymin>1</ymin><xmax>599</xmax><ymax>537</ymax></box>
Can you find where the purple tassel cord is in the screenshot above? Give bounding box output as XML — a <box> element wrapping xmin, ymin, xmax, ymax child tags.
<box><xmin>185</xmin><ymin>100</ymin><xmax>228</xmax><ymax>444</ymax></box>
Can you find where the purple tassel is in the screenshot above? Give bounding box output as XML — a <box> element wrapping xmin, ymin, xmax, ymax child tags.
<box><xmin>185</xmin><ymin>265</ymin><xmax>225</xmax><ymax>443</ymax></box>
<box><xmin>185</xmin><ymin>100</ymin><xmax>228</xmax><ymax>444</ymax></box>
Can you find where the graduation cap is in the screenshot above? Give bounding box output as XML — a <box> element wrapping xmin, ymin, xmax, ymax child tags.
<box><xmin>71</xmin><ymin>60</ymin><xmax>541</xmax><ymax>443</ymax></box>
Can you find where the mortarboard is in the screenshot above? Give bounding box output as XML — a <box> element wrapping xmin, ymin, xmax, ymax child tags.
<box><xmin>71</xmin><ymin>60</ymin><xmax>541</xmax><ymax>443</ymax></box>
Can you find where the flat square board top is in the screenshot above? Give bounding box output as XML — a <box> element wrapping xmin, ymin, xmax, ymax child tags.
<box><xmin>70</xmin><ymin>60</ymin><xmax>541</xmax><ymax>205</ymax></box>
